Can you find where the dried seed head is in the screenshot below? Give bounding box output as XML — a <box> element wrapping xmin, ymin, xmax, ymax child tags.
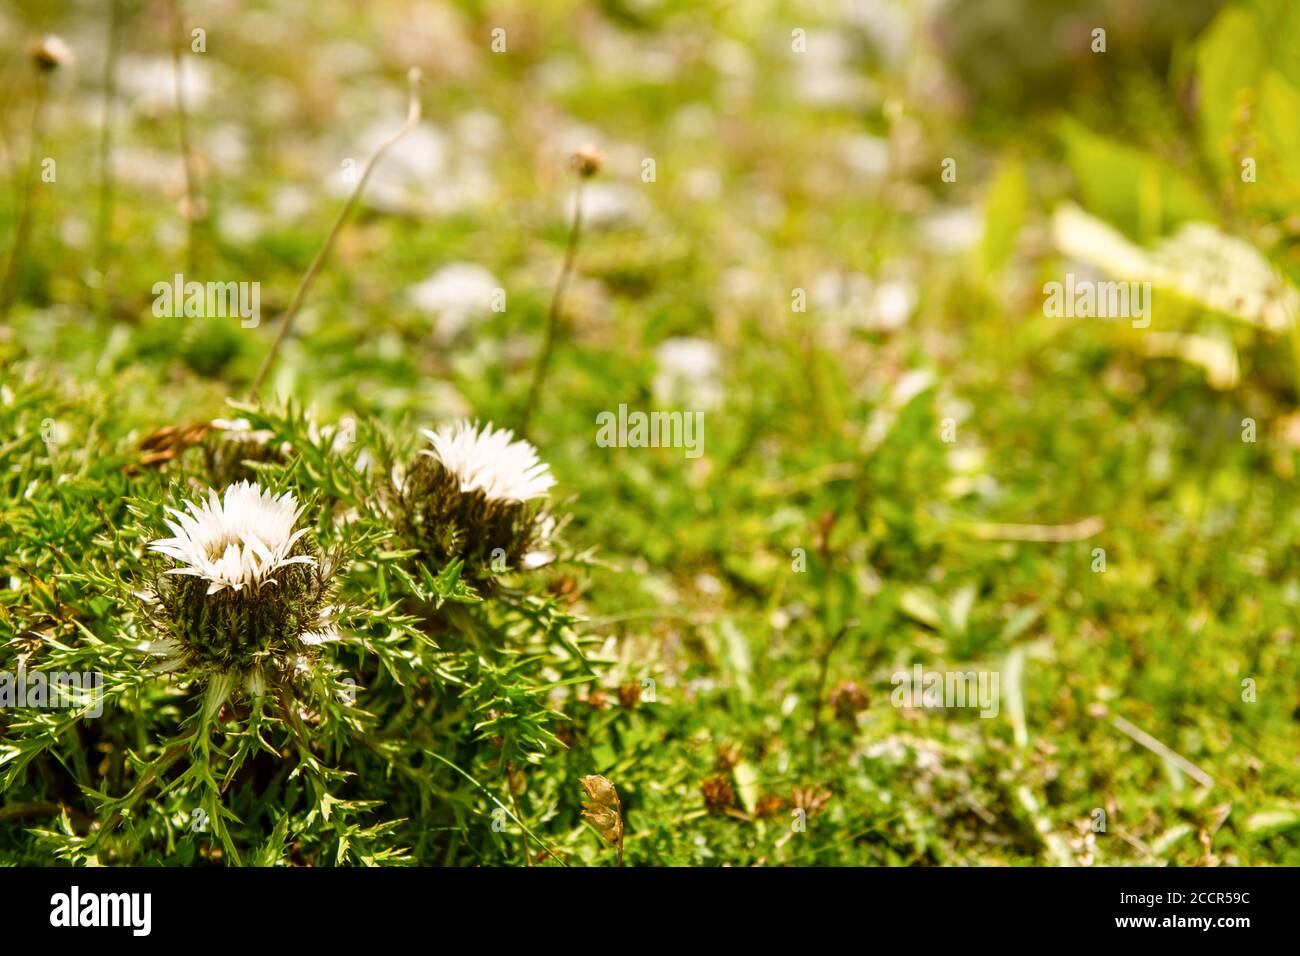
<box><xmin>714</xmin><ymin>742</ymin><xmax>741</xmax><ymax>770</ymax></box>
<box><xmin>570</xmin><ymin>143</ymin><xmax>603</xmax><ymax>178</ymax></box>
<box><xmin>831</xmin><ymin>680</ymin><xmax>869</xmax><ymax>720</ymax></box>
<box><xmin>580</xmin><ymin>773</ymin><xmax>618</xmax><ymax>806</ymax></box>
<box><xmin>579</xmin><ymin>774</ymin><xmax>623</xmax><ymax>854</ymax></box>
<box><xmin>701</xmin><ymin>775</ymin><xmax>735</xmax><ymax>813</ymax></box>
<box><xmin>790</xmin><ymin>784</ymin><xmax>832</xmax><ymax>819</ymax></box>
<box><xmin>29</xmin><ymin>35</ymin><xmax>72</xmax><ymax>72</ymax></box>
<box><xmin>617</xmin><ymin>682</ymin><xmax>641</xmax><ymax>709</ymax></box>
<box><xmin>133</xmin><ymin>421</ymin><xmax>212</xmax><ymax>472</ymax></box>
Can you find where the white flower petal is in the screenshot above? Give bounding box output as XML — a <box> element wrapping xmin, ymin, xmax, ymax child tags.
<box><xmin>148</xmin><ymin>480</ymin><xmax>314</xmax><ymax>593</ymax></box>
<box><xmin>421</xmin><ymin>421</ymin><xmax>556</xmax><ymax>502</ymax></box>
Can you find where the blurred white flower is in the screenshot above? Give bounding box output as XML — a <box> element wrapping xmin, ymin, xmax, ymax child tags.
<box><xmin>843</xmin><ymin>0</ymin><xmax>917</xmax><ymax>66</ymax></box>
<box><xmin>421</xmin><ymin>422</ymin><xmax>555</xmax><ymax>503</ymax></box>
<box><xmin>572</xmin><ymin>183</ymin><xmax>648</xmax><ymax>230</ymax></box>
<box><xmin>149</xmin><ymin>481</ymin><xmax>314</xmax><ymax>595</ymax></box>
<box><xmin>791</xmin><ymin>31</ymin><xmax>877</xmax><ymax>110</ymax></box>
<box><xmin>218</xmin><ymin>206</ymin><xmax>264</xmax><ymax>244</ymax></box>
<box><xmin>1143</xmin><ymin>332</ymin><xmax>1240</xmax><ymax>391</ymax></box>
<box><xmin>870</xmin><ymin>278</ymin><xmax>917</xmax><ymax>331</ymax></box>
<box><xmin>840</xmin><ymin>133</ymin><xmax>890</xmax><ymax>180</ymax></box>
<box><xmin>811</xmin><ymin>271</ymin><xmax>915</xmax><ymax>333</ymax></box>
<box><xmin>335</xmin><ymin>118</ymin><xmax>496</xmax><ymax>217</ymax></box>
<box><xmin>919</xmin><ymin>206</ymin><xmax>983</xmax><ymax>254</ymax></box>
<box><xmin>654</xmin><ymin>337</ymin><xmax>723</xmax><ymax>410</ymax></box>
<box><xmin>408</xmin><ymin>263</ymin><xmax>499</xmax><ymax>340</ymax></box>
<box><xmin>118</xmin><ymin>54</ymin><xmax>212</xmax><ymax>116</ymax></box>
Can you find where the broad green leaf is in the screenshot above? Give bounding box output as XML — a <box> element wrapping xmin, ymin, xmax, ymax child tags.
<box><xmin>1059</xmin><ymin>117</ymin><xmax>1214</xmax><ymax>240</ymax></box>
<box><xmin>980</xmin><ymin>158</ymin><xmax>1027</xmax><ymax>278</ymax></box>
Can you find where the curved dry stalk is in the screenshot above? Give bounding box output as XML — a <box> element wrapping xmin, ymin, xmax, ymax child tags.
<box><xmin>519</xmin><ymin>180</ymin><xmax>587</xmax><ymax>437</ymax></box>
<box><xmin>248</xmin><ymin>68</ymin><xmax>422</xmax><ymax>399</ymax></box>
<box><xmin>95</xmin><ymin>0</ymin><xmax>124</xmax><ymax>313</ymax></box>
<box><xmin>169</xmin><ymin>0</ymin><xmax>202</xmax><ymax>274</ymax></box>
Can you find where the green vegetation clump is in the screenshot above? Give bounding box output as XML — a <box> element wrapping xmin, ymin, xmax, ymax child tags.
<box><xmin>1</xmin><ymin>0</ymin><xmax>1299</xmax><ymax>867</ymax></box>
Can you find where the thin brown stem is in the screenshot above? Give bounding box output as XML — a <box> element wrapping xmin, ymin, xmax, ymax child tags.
<box><xmin>0</xmin><ymin>75</ymin><xmax>48</xmax><ymax>318</ymax></box>
<box><xmin>0</xmin><ymin>801</ymin><xmax>57</xmax><ymax>823</ymax></box>
<box><xmin>169</xmin><ymin>0</ymin><xmax>201</xmax><ymax>274</ymax></box>
<box><xmin>520</xmin><ymin>179</ymin><xmax>585</xmax><ymax>436</ymax></box>
<box><xmin>95</xmin><ymin>0</ymin><xmax>123</xmax><ymax>313</ymax></box>
<box><xmin>248</xmin><ymin>68</ymin><xmax>422</xmax><ymax>399</ymax></box>
<box><xmin>809</xmin><ymin>619</ymin><xmax>857</xmax><ymax>743</ymax></box>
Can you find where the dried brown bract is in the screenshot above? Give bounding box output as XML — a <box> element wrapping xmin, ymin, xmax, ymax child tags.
<box><xmin>790</xmin><ymin>784</ymin><xmax>832</xmax><ymax>819</ymax></box>
<box><xmin>580</xmin><ymin>774</ymin><xmax>623</xmax><ymax>865</ymax></box>
<box><xmin>129</xmin><ymin>421</ymin><xmax>212</xmax><ymax>472</ymax></box>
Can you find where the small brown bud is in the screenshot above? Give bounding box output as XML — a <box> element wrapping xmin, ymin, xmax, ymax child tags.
<box><xmin>580</xmin><ymin>774</ymin><xmax>618</xmax><ymax>806</ymax></box>
<box><xmin>29</xmin><ymin>35</ymin><xmax>72</xmax><ymax>72</ymax></box>
<box><xmin>831</xmin><ymin>680</ymin><xmax>869</xmax><ymax>721</ymax></box>
<box><xmin>754</xmin><ymin>794</ymin><xmax>786</xmax><ymax>819</ymax></box>
<box><xmin>714</xmin><ymin>742</ymin><xmax>741</xmax><ymax>771</ymax></box>
<box><xmin>586</xmin><ymin>688</ymin><xmax>608</xmax><ymax>710</ymax></box>
<box><xmin>701</xmin><ymin>775</ymin><xmax>735</xmax><ymax>813</ymax></box>
<box><xmin>570</xmin><ymin>143</ymin><xmax>603</xmax><ymax>178</ymax></box>
<box><xmin>618</xmin><ymin>682</ymin><xmax>641</xmax><ymax>709</ymax></box>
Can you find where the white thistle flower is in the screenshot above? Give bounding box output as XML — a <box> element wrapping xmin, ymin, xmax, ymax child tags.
<box><xmin>149</xmin><ymin>481</ymin><xmax>315</xmax><ymax>595</ymax></box>
<box><xmin>421</xmin><ymin>422</ymin><xmax>555</xmax><ymax>503</ymax></box>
